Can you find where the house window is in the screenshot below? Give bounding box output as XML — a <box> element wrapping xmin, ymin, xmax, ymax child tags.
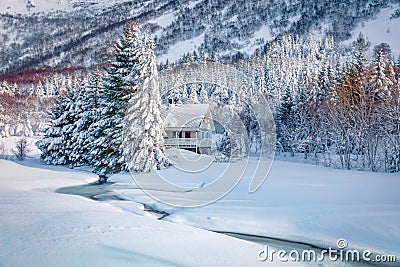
<box><xmin>178</xmin><ymin>131</ymin><xmax>183</xmax><ymax>138</ymax></box>
<box><xmin>206</xmin><ymin>132</ymin><xmax>209</xmax><ymax>138</ymax></box>
<box><xmin>185</xmin><ymin>131</ymin><xmax>191</xmax><ymax>138</ymax></box>
<box><xmin>202</xmin><ymin>132</ymin><xmax>204</xmax><ymax>139</ymax></box>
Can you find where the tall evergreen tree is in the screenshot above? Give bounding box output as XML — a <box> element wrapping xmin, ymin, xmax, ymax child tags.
<box><xmin>90</xmin><ymin>22</ymin><xmax>146</xmax><ymax>177</ymax></box>
<box><xmin>37</xmin><ymin>87</ymin><xmax>78</xmax><ymax>165</ymax></box>
<box><xmin>123</xmin><ymin>32</ymin><xmax>169</xmax><ymax>173</ymax></box>
<box><xmin>370</xmin><ymin>48</ymin><xmax>392</xmax><ymax>99</ymax></box>
<box><xmin>70</xmin><ymin>70</ymin><xmax>103</xmax><ymax>167</ymax></box>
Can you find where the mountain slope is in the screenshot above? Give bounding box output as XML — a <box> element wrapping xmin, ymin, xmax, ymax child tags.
<box><xmin>1</xmin><ymin>0</ymin><xmax>399</xmax><ymax>73</ymax></box>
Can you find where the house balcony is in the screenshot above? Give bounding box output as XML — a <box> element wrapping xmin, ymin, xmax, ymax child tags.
<box><xmin>164</xmin><ymin>138</ymin><xmax>212</xmax><ymax>148</ymax></box>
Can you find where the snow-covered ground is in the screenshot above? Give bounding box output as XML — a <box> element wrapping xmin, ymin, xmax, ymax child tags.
<box><xmin>0</xmin><ymin>136</ymin><xmax>41</xmax><ymax>159</ymax></box>
<box><xmin>109</xmin><ymin>158</ymin><xmax>400</xmax><ymax>259</ymax></box>
<box><xmin>1</xmin><ymin>137</ymin><xmax>399</xmax><ymax>266</ymax></box>
<box><xmin>0</xmin><ymin>152</ymin><xmax>285</xmax><ymax>266</ymax></box>
<box><xmin>347</xmin><ymin>5</ymin><xmax>400</xmax><ymax>57</ymax></box>
<box><xmin>158</xmin><ymin>33</ymin><xmax>206</xmax><ymax>63</ymax></box>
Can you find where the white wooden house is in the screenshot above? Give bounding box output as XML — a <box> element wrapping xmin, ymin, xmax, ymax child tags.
<box><xmin>161</xmin><ymin>104</ymin><xmax>215</xmax><ymax>154</ymax></box>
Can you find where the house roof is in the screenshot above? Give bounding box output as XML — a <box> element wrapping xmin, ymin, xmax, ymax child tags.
<box><xmin>161</xmin><ymin>104</ymin><xmax>210</xmax><ymax>129</ymax></box>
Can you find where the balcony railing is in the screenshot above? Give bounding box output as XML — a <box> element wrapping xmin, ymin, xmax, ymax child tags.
<box><xmin>164</xmin><ymin>138</ymin><xmax>212</xmax><ymax>148</ymax></box>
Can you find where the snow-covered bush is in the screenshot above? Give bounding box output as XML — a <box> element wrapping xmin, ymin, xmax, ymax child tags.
<box><xmin>13</xmin><ymin>138</ymin><xmax>29</xmax><ymax>161</ymax></box>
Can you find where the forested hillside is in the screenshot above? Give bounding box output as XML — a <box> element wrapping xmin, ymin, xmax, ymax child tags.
<box><xmin>1</xmin><ymin>0</ymin><xmax>399</xmax><ymax>72</ymax></box>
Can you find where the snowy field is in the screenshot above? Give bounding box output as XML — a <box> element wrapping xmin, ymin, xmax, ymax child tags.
<box><xmin>0</xmin><ymin>137</ymin><xmax>399</xmax><ymax>266</ymax></box>
<box><xmin>108</xmin><ymin>158</ymin><xmax>400</xmax><ymax>259</ymax></box>
<box><xmin>0</xmin><ymin>139</ymin><xmax>283</xmax><ymax>267</ymax></box>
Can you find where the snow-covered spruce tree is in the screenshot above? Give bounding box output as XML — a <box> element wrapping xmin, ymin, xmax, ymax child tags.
<box><xmin>166</xmin><ymin>72</ymin><xmax>187</xmax><ymax>104</ymax></box>
<box><xmin>384</xmin><ymin>59</ymin><xmax>400</xmax><ymax>172</ymax></box>
<box><xmin>69</xmin><ymin>70</ymin><xmax>103</xmax><ymax>167</ymax></box>
<box><xmin>37</xmin><ymin>86</ymin><xmax>78</xmax><ymax>165</ymax></box>
<box><xmin>199</xmin><ymin>85</ymin><xmax>209</xmax><ymax>103</ymax></box>
<box><xmin>277</xmin><ymin>88</ymin><xmax>295</xmax><ymax>155</ymax></box>
<box><xmin>123</xmin><ymin>32</ymin><xmax>169</xmax><ymax>173</ymax></box>
<box><xmin>187</xmin><ymin>87</ymin><xmax>200</xmax><ymax>104</ymax></box>
<box><xmin>215</xmin><ymin>131</ymin><xmax>231</xmax><ymax>162</ymax></box>
<box><xmin>35</xmin><ymin>81</ymin><xmax>45</xmax><ymax>97</ymax></box>
<box><xmin>370</xmin><ymin>48</ymin><xmax>393</xmax><ymax>100</ymax></box>
<box><xmin>90</xmin><ymin>22</ymin><xmax>152</xmax><ymax>178</ymax></box>
<box><xmin>371</xmin><ymin>46</ymin><xmax>399</xmax><ymax>172</ymax></box>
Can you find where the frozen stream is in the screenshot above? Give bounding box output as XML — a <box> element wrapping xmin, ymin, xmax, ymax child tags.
<box><xmin>56</xmin><ymin>182</ymin><xmax>397</xmax><ymax>267</ymax></box>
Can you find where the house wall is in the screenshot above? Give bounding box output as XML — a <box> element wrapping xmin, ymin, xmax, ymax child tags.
<box><xmin>166</xmin><ymin>130</ymin><xmax>199</xmax><ymax>139</ymax></box>
<box><xmin>164</xmin><ymin>117</ymin><xmax>215</xmax><ymax>154</ymax></box>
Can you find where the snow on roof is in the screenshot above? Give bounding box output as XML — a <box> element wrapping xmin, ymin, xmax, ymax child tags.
<box><xmin>161</xmin><ymin>104</ymin><xmax>210</xmax><ymax>129</ymax></box>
